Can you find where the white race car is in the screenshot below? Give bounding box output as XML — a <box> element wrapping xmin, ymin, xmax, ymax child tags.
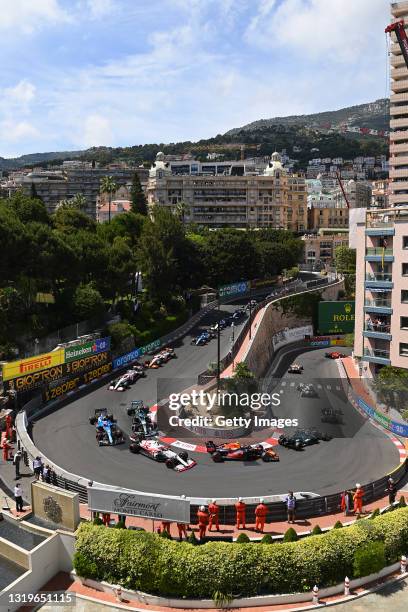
<box><xmin>129</xmin><ymin>438</ymin><xmax>196</xmax><ymax>472</ymax></box>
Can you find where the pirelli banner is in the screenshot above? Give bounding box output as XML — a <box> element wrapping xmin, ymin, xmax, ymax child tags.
<box><xmin>2</xmin><ymin>337</ymin><xmax>112</xmax><ymax>396</ymax></box>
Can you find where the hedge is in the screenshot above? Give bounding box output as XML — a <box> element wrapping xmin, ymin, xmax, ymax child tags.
<box><xmin>74</xmin><ymin>508</ymin><xmax>408</xmax><ymax>598</ymax></box>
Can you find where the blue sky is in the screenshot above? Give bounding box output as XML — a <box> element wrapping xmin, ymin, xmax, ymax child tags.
<box><xmin>0</xmin><ymin>0</ymin><xmax>390</xmax><ymax>158</ymax></box>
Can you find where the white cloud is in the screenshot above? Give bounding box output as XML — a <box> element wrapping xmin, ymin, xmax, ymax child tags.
<box><xmin>245</xmin><ymin>0</ymin><xmax>387</xmax><ymax>63</ymax></box>
<box><xmin>81</xmin><ymin>114</ymin><xmax>113</xmax><ymax>147</ymax></box>
<box><xmin>86</xmin><ymin>0</ymin><xmax>116</xmax><ymax>19</ymax></box>
<box><xmin>1</xmin><ymin>120</ymin><xmax>39</xmax><ymax>142</ymax></box>
<box><xmin>4</xmin><ymin>80</ymin><xmax>36</xmax><ymax>105</ymax></box>
<box><xmin>0</xmin><ymin>0</ymin><xmax>70</xmax><ymax>33</ymax></box>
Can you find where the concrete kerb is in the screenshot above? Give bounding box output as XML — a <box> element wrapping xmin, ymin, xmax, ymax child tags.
<box><xmin>69</xmin><ymin>564</ymin><xmax>406</xmax><ymax>609</ymax></box>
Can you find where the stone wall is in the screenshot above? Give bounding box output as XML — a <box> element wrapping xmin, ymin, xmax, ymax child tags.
<box><xmin>244</xmin><ymin>282</ymin><xmax>344</xmax><ymax>378</ymax></box>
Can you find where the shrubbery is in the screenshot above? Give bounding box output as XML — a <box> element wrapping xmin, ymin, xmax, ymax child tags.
<box><xmin>72</xmin><ymin>509</ymin><xmax>408</xmax><ymax>598</ymax></box>
<box><xmin>353</xmin><ymin>542</ymin><xmax>385</xmax><ymax>578</ymax></box>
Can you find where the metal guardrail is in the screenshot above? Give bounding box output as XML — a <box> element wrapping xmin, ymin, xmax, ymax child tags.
<box><xmin>18</xmin><ymin>274</ymin><xmax>405</xmax><ymax>524</ymax></box>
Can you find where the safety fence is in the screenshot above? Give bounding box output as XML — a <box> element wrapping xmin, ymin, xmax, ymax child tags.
<box><xmin>17</xmin><ymin>274</ymin><xmax>404</xmax><ymax>526</ymax></box>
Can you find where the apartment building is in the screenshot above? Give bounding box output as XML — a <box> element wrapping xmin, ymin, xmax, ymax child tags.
<box><xmin>354</xmin><ymin>207</ymin><xmax>408</xmax><ymax>377</ymax></box>
<box><xmin>147</xmin><ymin>152</ymin><xmax>307</xmax><ymax>230</ymax></box>
<box><xmin>389</xmin><ymin>1</ymin><xmax>408</xmax><ymax>207</ymax></box>
<box><xmin>16</xmin><ymin>166</ymin><xmax>148</xmax><ymax>217</ymax></box>
<box><xmin>302</xmin><ymin>232</ymin><xmax>349</xmax><ymax>268</ymax></box>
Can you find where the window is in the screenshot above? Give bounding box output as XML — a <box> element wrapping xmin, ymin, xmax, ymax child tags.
<box><xmin>401</xmin><ymin>317</ymin><xmax>408</xmax><ymax>330</ymax></box>
<box><xmin>400</xmin><ymin>343</ymin><xmax>408</xmax><ymax>357</ymax></box>
<box><xmin>402</xmin><ymin>290</ymin><xmax>408</xmax><ymax>303</ymax></box>
<box><xmin>403</xmin><ymin>263</ymin><xmax>408</xmax><ymax>277</ymax></box>
<box><xmin>404</xmin><ymin>236</ymin><xmax>408</xmax><ymax>249</ymax></box>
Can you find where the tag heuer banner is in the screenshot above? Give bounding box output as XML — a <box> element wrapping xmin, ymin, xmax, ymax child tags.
<box><xmin>318</xmin><ymin>301</ymin><xmax>355</xmax><ymax>334</ymax></box>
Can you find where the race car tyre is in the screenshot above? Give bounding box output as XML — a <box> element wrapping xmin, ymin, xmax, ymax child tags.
<box><xmin>89</xmin><ymin>416</ymin><xmax>96</xmax><ymax>425</ymax></box>
<box><xmin>212</xmin><ymin>452</ymin><xmax>224</xmax><ymax>463</ymax></box>
<box><xmin>262</xmin><ymin>453</ymin><xmax>274</xmax><ymax>462</ymax></box>
<box><xmin>178</xmin><ymin>451</ymin><xmax>188</xmax><ymax>461</ymax></box>
<box><xmin>295</xmin><ymin>441</ymin><xmax>302</xmax><ymax>451</ymax></box>
<box><xmin>129</xmin><ymin>443</ymin><xmax>141</xmax><ymax>454</ymax></box>
<box><xmin>166</xmin><ymin>458</ymin><xmax>177</xmax><ymax>469</ymax></box>
<box><xmin>96</xmin><ymin>432</ymin><xmax>104</xmax><ymax>442</ymax></box>
<box><xmin>127</xmin><ymin>408</ymin><xmax>135</xmax><ymax>416</ymax></box>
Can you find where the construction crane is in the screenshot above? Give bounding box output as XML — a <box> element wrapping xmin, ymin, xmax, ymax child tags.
<box><xmin>385</xmin><ymin>19</ymin><xmax>408</xmax><ymax>69</ymax></box>
<box><xmin>335</xmin><ymin>171</ymin><xmax>350</xmax><ymax>209</ymax></box>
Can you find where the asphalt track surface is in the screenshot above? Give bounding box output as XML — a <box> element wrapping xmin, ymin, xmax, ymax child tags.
<box><xmin>32</xmin><ymin>301</ymin><xmax>399</xmax><ymax>499</ymax></box>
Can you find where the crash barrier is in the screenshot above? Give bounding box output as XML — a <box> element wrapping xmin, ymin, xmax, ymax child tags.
<box><xmin>356</xmin><ymin>397</ymin><xmax>408</xmax><ymax>438</ymax></box>
<box><xmin>197</xmin><ymin>278</ymin><xmax>341</xmax><ymax>385</ymax></box>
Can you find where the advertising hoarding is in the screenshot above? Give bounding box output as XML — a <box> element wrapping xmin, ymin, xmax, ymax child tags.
<box><xmin>65</xmin><ymin>337</ymin><xmax>110</xmax><ymax>362</ymax></box>
<box><xmin>218</xmin><ymin>281</ymin><xmax>250</xmax><ymax>300</ymax></box>
<box><xmin>318</xmin><ymin>301</ymin><xmax>355</xmax><ymax>334</ymax></box>
<box><xmin>2</xmin><ymin>349</ymin><xmax>65</xmax><ymax>382</ymax></box>
<box><xmin>87</xmin><ymin>486</ymin><xmax>190</xmax><ymax>522</ymax></box>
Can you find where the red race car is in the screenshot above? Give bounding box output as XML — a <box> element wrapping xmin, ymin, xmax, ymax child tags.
<box><xmin>325</xmin><ymin>351</ymin><xmax>346</xmax><ymax>359</ymax></box>
<box><xmin>206</xmin><ymin>441</ymin><xmax>279</xmax><ymax>462</ymax></box>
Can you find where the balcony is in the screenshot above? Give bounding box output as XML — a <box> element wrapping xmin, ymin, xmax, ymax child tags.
<box><xmin>364</xmin><ymin>299</ymin><xmax>393</xmax><ymax>315</ymax></box>
<box><xmin>391</xmin><ymin>67</ymin><xmax>408</xmax><ymax>81</ymax></box>
<box><xmin>390</xmin><ymin>141</ymin><xmax>408</xmax><ymax>153</ymax></box>
<box><xmin>389</xmin><ymin>167</ymin><xmax>408</xmax><ymax>179</ymax></box>
<box><xmin>362</xmin><ymin>348</ymin><xmax>391</xmax><ymax>366</ymax></box>
<box><xmin>391</xmin><ymin>2</ymin><xmax>408</xmax><ymax>18</ymax></box>
<box><xmin>391</xmin><ymin>92</ymin><xmax>408</xmax><ymax>104</ymax></box>
<box><xmin>365</xmin><ymin>248</ymin><xmax>394</xmax><ymax>263</ymax></box>
<box><xmin>365</xmin><ymin>273</ymin><xmax>393</xmax><ymax>290</ymax></box>
<box><xmin>391</xmin><ymin>130</ymin><xmax>408</xmax><ymax>141</ymax></box>
<box><xmin>391</xmin><ymin>80</ymin><xmax>408</xmax><ymax>94</ymax></box>
<box><xmin>363</xmin><ymin>323</ymin><xmax>392</xmax><ymax>341</ymax></box>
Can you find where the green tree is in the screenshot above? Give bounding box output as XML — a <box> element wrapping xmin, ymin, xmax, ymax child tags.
<box><xmin>335</xmin><ymin>245</ymin><xmax>356</xmax><ymax>274</ymax></box>
<box><xmin>130</xmin><ymin>173</ymin><xmax>147</xmax><ymax>216</ymax></box>
<box><xmin>53</xmin><ymin>207</ymin><xmax>97</xmax><ymax>234</ymax></box>
<box><xmin>373</xmin><ymin>366</ymin><xmax>408</xmax><ymax>412</ymax></box>
<box><xmin>174</xmin><ymin>201</ymin><xmax>190</xmax><ymax>223</ymax></box>
<box><xmin>73</xmin><ymin>283</ymin><xmax>105</xmax><ymax>320</ymax></box>
<box><xmin>100</xmin><ymin>176</ymin><xmax>118</xmax><ymax>223</ymax></box>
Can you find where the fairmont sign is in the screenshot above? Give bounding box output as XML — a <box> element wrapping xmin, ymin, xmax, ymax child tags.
<box><xmin>87</xmin><ymin>487</ymin><xmax>190</xmax><ymax>523</ymax></box>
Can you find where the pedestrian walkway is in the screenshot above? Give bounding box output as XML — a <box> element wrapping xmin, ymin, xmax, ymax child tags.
<box><xmin>79</xmin><ymin>489</ymin><xmax>406</xmax><ymax>540</ymax></box>
<box><xmin>28</xmin><ymin>571</ymin><xmax>408</xmax><ymax>612</ymax></box>
<box><xmin>222</xmin><ymin>307</ymin><xmax>264</xmax><ymax>378</ymax></box>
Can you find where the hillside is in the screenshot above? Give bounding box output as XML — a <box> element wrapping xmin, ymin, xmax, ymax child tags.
<box><xmin>0</xmin><ymin>99</ymin><xmax>389</xmax><ymax>171</ymax></box>
<box><xmin>226</xmin><ymin>99</ymin><xmax>389</xmax><ymax>135</ymax></box>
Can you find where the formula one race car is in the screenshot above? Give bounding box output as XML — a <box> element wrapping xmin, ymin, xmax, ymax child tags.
<box><xmin>321</xmin><ymin>408</ymin><xmax>344</xmax><ymax>424</ymax></box>
<box><xmin>159</xmin><ymin>347</ymin><xmax>177</xmax><ymax>361</ymax></box>
<box><xmin>325</xmin><ymin>351</ymin><xmax>346</xmax><ymax>359</ymax></box>
<box><xmin>288</xmin><ymin>363</ymin><xmax>304</xmax><ymax>374</ymax></box>
<box><xmin>144</xmin><ymin>353</ymin><xmax>165</xmax><ymax>368</ymax></box>
<box><xmin>191</xmin><ymin>331</ymin><xmax>211</xmax><ymax>346</ymax></box>
<box><xmin>108</xmin><ymin>374</ymin><xmax>132</xmax><ymax>391</ymax></box>
<box><xmin>89</xmin><ymin>409</ymin><xmax>125</xmax><ymax>446</ymax></box>
<box><xmin>278</xmin><ymin>429</ymin><xmax>321</xmax><ymax>451</ymax></box>
<box><xmin>298</xmin><ymin>383</ymin><xmax>318</xmax><ymax>398</ymax></box>
<box><xmin>304</xmin><ymin>428</ymin><xmax>332</xmax><ymax>442</ymax></box>
<box><xmin>129</xmin><ymin>438</ymin><xmax>196</xmax><ymax>471</ymax></box>
<box><xmin>128</xmin><ymin>401</ymin><xmax>157</xmax><ymax>438</ymax></box>
<box><xmin>206</xmin><ymin>441</ymin><xmax>279</xmax><ymax>462</ymax></box>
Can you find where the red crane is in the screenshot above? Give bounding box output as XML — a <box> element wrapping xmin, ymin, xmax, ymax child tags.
<box><xmin>335</xmin><ymin>171</ymin><xmax>350</xmax><ymax>209</ymax></box>
<box><xmin>385</xmin><ymin>19</ymin><xmax>408</xmax><ymax>69</ymax></box>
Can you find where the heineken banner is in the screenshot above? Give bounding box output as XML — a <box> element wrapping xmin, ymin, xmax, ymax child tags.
<box><xmin>65</xmin><ymin>337</ymin><xmax>110</xmax><ymax>362</ymax></box>
<box><xmin>318</xmin><ymin>301</ymin><xmax>355</xmax><ymax>334</ymax></box>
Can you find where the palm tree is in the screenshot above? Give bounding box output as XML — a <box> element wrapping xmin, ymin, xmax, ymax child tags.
<box><xmin>100</xmin><ymin>176</ymin><xmax>117</xmax><ymax>223</ymax></box>
<box><xmin>175</xmin><ymin>201</ymin><xmax>190</xmax><ymax>223</ymax></box>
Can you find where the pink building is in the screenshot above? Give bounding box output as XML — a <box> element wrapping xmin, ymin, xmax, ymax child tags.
<box><xmin>354</xmin><ymin>208</ymin><xmax>408</xmax><ymax>377</ymax></box>
<box><xmin>96</xmin><ymin>199</ymin><xmax>131</xmax><ymax>223</ymax></box>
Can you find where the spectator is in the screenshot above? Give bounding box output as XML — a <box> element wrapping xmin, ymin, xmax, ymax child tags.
<box><xmin>13</xmin><ymin>450</ymin><xmax>22</xmax><ymax>480</ymax></box>
<box><xmin>285</xmin><ymin>491</ymin><xmax>296</xmax><ymax>524</ymax></box>
<box><xmin>176</xmin><ymin>522</ymin><xmax>188</xmax><ymax>541</ymax></box>
<box><xmin>102</xmin><ymin>513</ymin><xmax>111</xmax><ymax>526</ymax></box>
<box><xmin>14</xmin><ymin>483</ymin><xmax>23</xmax><ymax>513</ymax></box>
<box><xmin>353</xmin><ymin>484</ymin><xmax>364</xmax><ymax>515</ymax></box>
<box><xmin>197</xmin><ymin>505</ymin><xmax>209</xmax><ymax>540</ymax></box>
<box><xmin>255</xmin><ymin>498</ymin><xmax>268</xmax><ymax>533</ymax></box>
<box><xmin>386</xmin><ymin>477</ymin><xmax>396</xmax><ymax>505</ymax></box>
<box><xmin>33</xmin><ymin>456</ymin><xmax>42</xmax><ymax>480</ymax></box>
<box><xmin>235</xmin><ymin>497</ymin><xmax>246</xmax><ymax>530</ymax></box>
<box><xmin>161</xmin><ymin>521</ymin><xmax>171</xmax><ymax>534</ymax></box>
<box><xmin>2</xmin><ymin>438</ymin><xmax>12</xmax><ymax>461</ymax></box>
<box><xmin>208</xmin><ymin>499</ymin><xmax>220</xmax><ymax>532</ymax></box>
<box><xmin>42</xmin><ymin>465</ymin><xmax>50</xmax><ymax>483</ymax></box>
